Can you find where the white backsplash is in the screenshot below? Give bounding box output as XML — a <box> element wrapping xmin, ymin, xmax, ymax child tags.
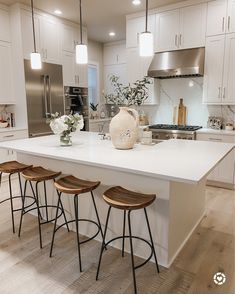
<box><xmin>139</xmin><ymin>78</ymin><xmax>235</xmax><ymax>128</ymax></box>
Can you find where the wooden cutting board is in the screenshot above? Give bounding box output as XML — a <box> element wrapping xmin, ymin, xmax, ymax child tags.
<box><xmin>173</xmin><ymin>99</ymin><xmax>187</xmax><ymax>125</ymax></box>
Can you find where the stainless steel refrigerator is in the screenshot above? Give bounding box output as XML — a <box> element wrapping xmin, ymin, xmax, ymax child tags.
<box><xmin>24</xmin><ymin>60</ymin><xmax>65</xmax><ymax>137</ymax></box>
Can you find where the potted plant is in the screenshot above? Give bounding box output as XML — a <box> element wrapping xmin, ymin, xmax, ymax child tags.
<box><xmin>90</xmin><ymin>103</ymin><xmax>99</xmax><ymax>119</ymax></box>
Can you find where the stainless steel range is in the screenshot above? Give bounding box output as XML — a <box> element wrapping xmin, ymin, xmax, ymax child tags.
<box><xmin>149</xmin><ymin>124</ymin><xmax>202</xmax><ymax>140</ymax></box>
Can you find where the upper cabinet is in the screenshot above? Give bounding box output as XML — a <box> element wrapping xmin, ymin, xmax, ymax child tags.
<box><xmin>155</xmin><ymin>3</ymin><xmax>206</xmax><ymax>52</ymax></box>
<box><xmin>103</xmin><ymin>43</ymin><xmax>127</xmax><ymax>65</ymax></box>
<box><xmin>0</xmin><ymin>8</ymin><xmax>11</xmax><ymax>42</ymax></box>
<box><xmin>206</xmin><ymin>0</ymin><xmax>235</xmax><ymax>36</ymax></box>
<box><xmin>61</xmin><ymin>24</ymin><xmax>87</xmax><ymax>53</ymax></box>
<box><xmin>126</xmin><ymin>15</ymin><xmax>155</xmax><ymax>48</ymax></box>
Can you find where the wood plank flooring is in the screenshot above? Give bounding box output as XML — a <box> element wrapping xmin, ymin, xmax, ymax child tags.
<box><xmin>0</xmin><ymin>182</ymin><xmax>234</xmax><ymax>293</ymax></box>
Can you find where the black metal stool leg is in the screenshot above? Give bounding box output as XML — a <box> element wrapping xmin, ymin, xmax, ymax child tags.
<box><xmin>49</xmin><ymin>191</ymin><xmax>62</xmax><ymax>257</ymax></box>
<box><xmin>56</xmin><ymin>189</ymin><xmax>70</xmax><ymax>232</ymax></box>
<box><xmin>74</xmin><ymin>194</ymin><xmax>82</xmax><ymax>272</ymax></box>
<box><xmin>18</xmin><ymin>172</ymin><xmax>23</xmax><ymax>205</ymax></box>
<box><xmin>8</xmin><ymin>173</ymin><xmax>15</xmax><ymax>234</ymax></box>
<box><xmin>35</xmin><ymin>181</ymin><xmax>43</xmax><ymax>249</ymax></box>
<box><xmin>122</xmin><ymin>210</ymin><xmax>126</xmax><ymax>257</ymax></box>
<box><xmin>0</xmin><ymin>172</ymin><xmax>2</xmax><ymax>189</ymax></box>
<box><xmin>96</xmin><ymin>206</ymin><xmax>112</xmax><ymax>281</ymax></box>
<box><xmin>29</xmin><ymin>181</ymin><xmax>43</xmax><ymax>220</ymax></box>
<box><xmin>43</xmin><ymin>181</ymin><xmax>49</xmax><ymax>222</ymax></box>
<box><xmin>90</xmin><ymin>191</ymin><xmax>104</xmax><ymax>239</ymax></box>
<box><xmin>18</xmin><ymin>180</ymin><xmax>28</xmax><ymax>237</ymax></box>
<box><xmin>128</xmin><ymin>210</ymin><xmax>137</xmax><ymax>294</ymax></box>
<box><xmin>144</xmin><ymin>208</ymin><xmax>160</xmax><ymax>273</ymax></box>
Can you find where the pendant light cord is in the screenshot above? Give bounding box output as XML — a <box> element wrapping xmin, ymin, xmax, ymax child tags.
<box><xmin>31</xmin><ymin>0</ymin><xmax>37</xmax><ymax>52</ymax></box>
<box><xmin>79</xmin><ymin>0</ymin><xmax>83</xmax><ymax>44</ymax></box>
<box><xmin>145</xmin><ymin>0</ymin><xmax>148</xmax><ymax>32</ymax></box>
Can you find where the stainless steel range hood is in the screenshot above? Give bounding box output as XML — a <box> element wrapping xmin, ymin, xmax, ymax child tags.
<box><xmin>148</xmin><ymin>47</ymin><xmax>205</xmax><ymax>79</ymax></box>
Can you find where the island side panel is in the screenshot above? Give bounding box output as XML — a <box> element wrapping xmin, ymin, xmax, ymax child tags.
<box><xmin>17</xmin><ymin>152</ymin><xmax>172</xmax><ymax>267</ymax></box>
<box><xmin>168</xmin><ymin>179</ymin><xmax>206</xmax><ymax>266</ymax></box>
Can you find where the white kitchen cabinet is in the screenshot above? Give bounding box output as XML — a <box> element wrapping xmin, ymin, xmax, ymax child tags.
<box><xmin>61</xmin><ymin>24</ymin><xmax>86</xmax><ymax>53</ymax></box>
<box><xmin>0</xmin><ymin>41</ymin><xmax>14</xmax><ymax>104</ymax></box>
<box><xmin>104</xmin><ymin>64</ymin><xmax>127</xmax><ymax>94</ymax></box>
<box><xmin>223</xmin><ymin>33</ymin><xmax>235</xmax><ymax>103</ymax></box>
<box><xmin>197</xmin><ymin>133</ymin><xmax>235</xmax><ymax>187</ymax></box>
<box><xmin>206</xmin><ymin>0</ymin><xmax>228</xmax><ymax>36</ymax></box>
<box><xmin>155</xmin><ymin>9</ymin><xmax>179</xmax><ymax>52</ymax></box>
<box><xmin>203</xmin><ymin>33</ymin><xmax>235</xmax><ymax>104</ymax></box>
<box><xmin>103</xmin><ymin>43</ymin><xmax>126</xmax><ymax>65</ymax></box>
<box><xmin>0</xmin><ymin>8</ymin><xmax>10</xmax><ymax>42</ymax></box>
<box><xmin>40</xmin><ymin>16</ymin><xmax>61</xmax><ymax>64</ymax></box>
<box><xmin>21</xmin><ymin>10</ymin><xmax>40</xmax><ymax>60</ymax></box>
<box><xmin>126</xmin><ymin>15</ymin><xmax>155</xmax><ymax>49</ymax></box>
<box><xmin>155</xmin><ymin>4</ymin><xmax>206</xmax><ymax>52</ymax></box>
<box><xmin>62</xmin><ymin>51</ymin><xmax>88</xmax><ymax>87</ymax></box>
<box><xmin>203</xmin><ymin>35</ymin><xmax>225</xmax><ymax>104</ymax></box>
<box><xmin>228</xmin><ymin>0</ymin><xmax>235</xmax><ymax>33</ymax></box>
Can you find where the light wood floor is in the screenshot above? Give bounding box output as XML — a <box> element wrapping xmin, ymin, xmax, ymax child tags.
<box><xmin>0</xmin><ymin>181</ymin><xmax>234</xmax><ymax>293</ymax></box>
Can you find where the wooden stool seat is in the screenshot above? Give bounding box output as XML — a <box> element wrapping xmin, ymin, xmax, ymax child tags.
<box><xmin>22</xmin><ymin>166</ymin><xmax>61</xmax><ymax>182</ymax></box>
<box><xmin>103</xmin><ymin>186</ymin><xmax>156</xmax><ymax>210</ymax></box>
<box><xmin>54</xmin><ymin>175</ymin><xmax>100</xmax><ymax>195</ymax></box>
<box><xmin>0</xmin><ymin>161</ymin><xmax>32</xmax><ymax>174</ymax></box>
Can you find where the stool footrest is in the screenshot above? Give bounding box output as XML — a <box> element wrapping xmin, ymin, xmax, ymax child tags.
<box><xmin>0</xmin><ymin>195</ymin><xmax>36</xmax><ymax>212</ymax></box>
<box><xmin>55</xmin><ymin>218</ymin><xmax>101</xmax><ymax>245</ymax></box>
<box><xmin>103</xmin><ymin>235</ymin><xmax>154</xmax><ymax>270</ymax></box>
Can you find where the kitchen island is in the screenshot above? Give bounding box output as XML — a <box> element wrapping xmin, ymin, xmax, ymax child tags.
<box><xmin>0</xmin><ymin>132</ymin><xmax>234</xmax><ymax>267</ymax></box>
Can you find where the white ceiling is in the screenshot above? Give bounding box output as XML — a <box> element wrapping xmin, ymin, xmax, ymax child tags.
<box><xmin>1</xmin><ymin>0</ymin><xmax>185</xmax><ymax>43</ymax></box>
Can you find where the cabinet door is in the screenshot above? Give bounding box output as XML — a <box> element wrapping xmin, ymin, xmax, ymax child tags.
<box><xmin>104</xmin><ymin>44</ymin><xmax>126</xmax><ymax>65</ymax></box>
<box><xmin>62</xmin><ymin>24</ymin><xmax>76</xmax><ymax>52</ymax></box>
<box><xmin>21</xmin><ymin>10</ymin><xmax>41</xmax><ymax>59</ymax></box>
<box><xmin>206</xmin><ymin>0</ymin><xmax>228</xmax><ymax>36</ymax></box>
<box><xmin>0</xmin><ymin>9</ymin><xmax>10</xmax><ymax>42</ymax></box>
<box><xmin>217</xmin><ymin>150</ymin><xmax>235</xmax><ymax>183</ymax></box>
<box><xmin>180</xmin><ymin>4</ymin><xmax>206</xmax><ymax>49</ymax></box>
<box><xmin>62</xmin><ymin>51</ymin><xmax>76</xmax><ymax>87</ymax></box>
<box><xmin>155</xmin><ymin>9</ymin><xmax>180</xmax><ymax>52</ymax></box>
<box><xmin>41</xmin><ymin>17</ymin><xmax>61</xmax><ymax>64</ymax></box>
<box><xmin>75</xmin><ymin>64</ymin><xmax>88</xmax><ymax>88</ymax></box>
<box><xmin>203</xmin><ymin>36</ymin><xmax>225</xmax><ymax>104</ymax></box>
<box><xmin>127</xmin><ymin>48</ymin><xmax>142</xmax><ymax>84</ymax></box>
<box><xmin>104</xmin><ymin>64</ymin><xmax>127</xmax><ymax>95</ymax></box>
<box><xmin>227</xmin><ymin>0</ymin><xmax>235</xmax><ymax>33</ymax></box>
<box><xmin>223</xmin><ymin>33</ymin><xmax>235</xmax><ymax>104</ymax></box>
<box><xmin>0</xmin><ymin>41</ymin><xmax>14</xmax><ymax>104</ymax></box>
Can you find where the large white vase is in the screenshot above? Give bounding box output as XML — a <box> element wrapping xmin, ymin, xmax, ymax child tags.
<box><xmin>109</xmin><ymin>107</ymin><xmax>139</xmax><ymax>150</ymax></box>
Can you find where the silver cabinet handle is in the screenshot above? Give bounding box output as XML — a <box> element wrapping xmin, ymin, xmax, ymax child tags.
<box><xmin>46</xmin><ymin>49</ymin><xmax>48</xmax><ymax>59</ymax></box>
<box><xmin>218</xmin><ymin>86</ymin><xmax>221</xmax><ymax>99</ymax></box>
<box><xmin>222</xmin><ymin>17</ymin><xmax>225</xmax><ymax>32</ymax></box>
<box><xmin>77</xmin><ymin>75</ymin><xmax>79</xmax><ymax>85</ymax></box>
<box><xmin>228</xmin><ymin>16</ymin><xmax>231</xmax><ymax>31</ymax></box>
<box><xmin>3</xmin><ymin>135</ymin><xmax>14</xmax><ymax>138</ymax></box>
<box><xmin>179</xmin><ymin>34</ymin><xmax>182</xmax><ymax>47</ymax></box>
<box><xmin>223</xmin><ymin>87</ymin><xmax>226</xmax><ymax>99</ymax></box>
<box><xmin>175</xmin><ymin>34</ymin><xmax>178</xmax><ymax>47</ymax></box>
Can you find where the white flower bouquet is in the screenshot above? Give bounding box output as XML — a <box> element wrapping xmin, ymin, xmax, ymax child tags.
<box><xmin>48</xmin><ymin>112</ymin><xmax>84</xmax><ymax>146</ymax></box>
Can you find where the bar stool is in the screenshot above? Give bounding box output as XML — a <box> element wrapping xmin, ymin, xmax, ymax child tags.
<box><xmin>0</xmin><ymin>161</ymin><xmax>33</xmax><ymax>233</ymax></box>
<box><xmin>96</xmin><ymin>186</ymin><xmax>160</xmax><ymax>294</ymax></box>
<box><xmin>50</xmin><ymin>175</ymin><xmax>104</xmax><ymax>272</ymax></box>
<box><xmin>18</xmin><ymin>166</ymin><xmax>69</xmax><ymax>248</ymax></box>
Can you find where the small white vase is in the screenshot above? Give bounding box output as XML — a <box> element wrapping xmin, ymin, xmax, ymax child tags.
<box><xmin>109</xmin><ymin>107</ymin><xmax>139</xmax><ymax>150</ymax></box>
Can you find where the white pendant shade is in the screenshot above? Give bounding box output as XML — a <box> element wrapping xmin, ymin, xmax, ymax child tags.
<box><xmin>30</xmin><ymin>52</ymin><xmax>42</xmax><ymax>70</ymax></box>
<box><xmin>139</xmin><ymin>32</ymin><xmax>154</xmax><ymax>57</ymax></box>
<box><xmin>76</xmin><ymin>44</ymin><xmax>88</xmax><ymax>64</ymax></box>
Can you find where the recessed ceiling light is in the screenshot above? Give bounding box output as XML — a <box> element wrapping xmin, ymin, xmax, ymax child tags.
<box><xmin>132</xmin><ymin>0</ymin><xmax>141</xmax><ymax>5</ymax></box>
<box><xmin>54</xmin><ymin>9</ymin><xmax>62</xmax><ymax>15</ymax></box>
<box><xmin>109</xmin><ymin>32</ymin><xmax>116</xmax><ymax>37</ymax></box>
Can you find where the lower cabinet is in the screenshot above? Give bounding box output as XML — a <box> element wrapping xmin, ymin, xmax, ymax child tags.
<box><xmin>0</xmin><ymin>129</ymin><xmax>28</xmax><ymax>165</ymax></box>
<box><xmin>197</xmin><ymin>132</ymin><xmax>235</xmax><ymax>188</ymax></box>
<box><xmin>89</xmin><ymin>119</ymin><xmax>111</xmax><ymax>133</ymax></box>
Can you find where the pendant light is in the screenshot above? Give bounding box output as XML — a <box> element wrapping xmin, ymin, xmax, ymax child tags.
<box><xmin>76</xmin><ymin>0</ymin><xmax>88</xmax><ymax>64</ymax></box>
<box><xmin>30</xmin><ymin>0</ymin><xmax>42</xmax><ymax>70</ymax></box>
<box><xmin>139</xmin><ymin>0</ymin><xmax>153</xmax><ymax>57</ymax></box>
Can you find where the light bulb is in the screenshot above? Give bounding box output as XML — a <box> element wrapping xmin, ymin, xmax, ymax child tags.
<box><xmin>76</xmin><ymin>44</ymin><xmax>88</xmax><ymax>64</ymax></box>
<box><xmin>139</xmin><ymin>32</ymin><xmax>154</xmax><ymax>57</ymax></box>
<box><xmin>132</xmin><ymin>0</ymin><xmax>141</xmax><ymax>5</ymax></box>
<box><xmin>30</xmin><ymin>52</ymin><xmax>42</xmax><ymax>70</ymax></box>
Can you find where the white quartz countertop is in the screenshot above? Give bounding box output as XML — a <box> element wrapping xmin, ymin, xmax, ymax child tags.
<box><xmin>197</xmin><ymin>128</ymin><xmax>235</xmax><ymax>136</ymax></box>
<box><xmin>0</xmin><ymin>132</ymin><xmax>234</xmax><ymax>184</ymax></box>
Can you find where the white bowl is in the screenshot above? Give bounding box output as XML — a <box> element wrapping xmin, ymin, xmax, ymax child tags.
<box><xmin>0</xmin><ymin>122</ymin><xmax>8</xmax><ymax>128</ymax></box>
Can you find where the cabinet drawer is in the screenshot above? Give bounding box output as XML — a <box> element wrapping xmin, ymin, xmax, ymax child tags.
<box><xmin>0</xmin><ymin>130</ymin><xmax>28</xmax><ymax>142</ymax></box>
<box><xmin>197</xmin><ymin>133</ymin><xmax>235</xmax><ymax>143</ymax></box>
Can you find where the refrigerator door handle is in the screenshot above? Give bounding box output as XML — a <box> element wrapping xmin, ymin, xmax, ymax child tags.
<box><xmin>47</xmin><ymin>75</ymin><xmax>52</xmax><ymax>114</ymax></box>
<box><xmin>43</xmin><ymin>75</ymin><xmax>48</xmax><ymax>117</ymax></box>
